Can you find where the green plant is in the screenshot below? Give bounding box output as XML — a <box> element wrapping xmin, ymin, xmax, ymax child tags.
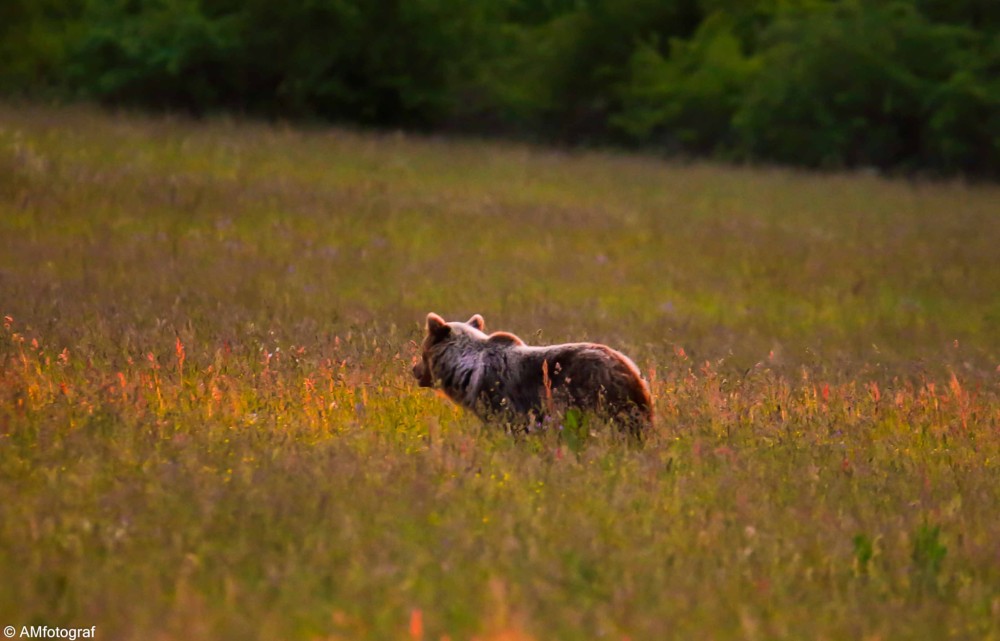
<box><xmin>912</xmin><ymin>523</ymin><xmax>947</xmax><ymax>588</ymax></box>
<box><xmin>853</xmin><ymin>533</ymin><xmax>874</xmax><ymax>575</ymax></box>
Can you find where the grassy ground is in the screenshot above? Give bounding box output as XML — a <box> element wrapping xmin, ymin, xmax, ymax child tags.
<box><xmin>1</xmin><ymin>104</ymin><xmax>999</xmax><ymax>640</ymax></box>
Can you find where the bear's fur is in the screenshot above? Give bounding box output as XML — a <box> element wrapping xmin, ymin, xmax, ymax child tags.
<box><xmin>412</xmin><ymin>313</ymin><xmax>652</xmax><ymax>435</ymax></box>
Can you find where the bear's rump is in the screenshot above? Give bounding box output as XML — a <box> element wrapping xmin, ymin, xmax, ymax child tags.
<box><xmin>511</xmin><ymin>345</ymin><xmax>641</xmax><ymax>411</ymax></box>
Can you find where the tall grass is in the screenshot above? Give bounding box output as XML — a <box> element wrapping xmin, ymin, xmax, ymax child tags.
<box><xmin>1</xmin><ymin>104</ymin><xmax>998</xmax><ymax>640</ymax></box>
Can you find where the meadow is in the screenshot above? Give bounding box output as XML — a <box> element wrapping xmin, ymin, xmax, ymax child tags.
<box><xmin>1</xmin><ymin>103</ymin><xmax>999</xmax><ymax>640</ymax></box>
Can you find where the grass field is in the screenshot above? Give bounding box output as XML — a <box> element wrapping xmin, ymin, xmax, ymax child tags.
<box><xmin>1</xmin><ymin>104</ymin><xmax>999</xmax><ymax>640</ymax></box>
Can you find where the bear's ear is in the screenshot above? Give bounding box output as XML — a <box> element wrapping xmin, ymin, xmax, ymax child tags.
<box><xmin>467</xmin><ymin>314</ymin><xmax>485</xmax><ymax>331</ymax></box>
<box><xmin>426</xmin><ymin>312</ymin><xmax>449</xmax><ymax>337</ymax></box>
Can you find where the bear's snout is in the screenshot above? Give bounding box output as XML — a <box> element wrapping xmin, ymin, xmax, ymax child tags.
<box><xmin>412</xmin><ymin>360</ymin><xmax>432</xmax><ymax>387</ymax></box>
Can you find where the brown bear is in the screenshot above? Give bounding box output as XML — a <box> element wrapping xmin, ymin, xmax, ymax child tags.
<box><xmin>412</xmin><ymin>313</ymin><xmax>652</xmax><ymax>435</ymax></box>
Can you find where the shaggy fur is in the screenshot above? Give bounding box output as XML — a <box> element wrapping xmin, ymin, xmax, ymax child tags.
<box><xmin>413</xmin><ymin>313</ymin><xmax>652</xmax><ymax>434</ymax></box>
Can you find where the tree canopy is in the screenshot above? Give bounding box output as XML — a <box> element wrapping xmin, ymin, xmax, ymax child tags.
<box><xmin>3</xmin><ymin>0</ymin><xmax>998</xmax><ymax>175</ymax></box>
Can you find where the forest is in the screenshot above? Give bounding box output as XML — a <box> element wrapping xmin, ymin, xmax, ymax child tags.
<box><xmin>2</xmin><ymin>0</ymin><xmax>999</xmax><ymax>175</ymax></box>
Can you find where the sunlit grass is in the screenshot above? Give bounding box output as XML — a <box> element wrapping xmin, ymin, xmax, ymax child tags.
<box><xmin>1</xmin><ymin>103</ymin><xmax>999</xmax><ymax>640</ymax></box>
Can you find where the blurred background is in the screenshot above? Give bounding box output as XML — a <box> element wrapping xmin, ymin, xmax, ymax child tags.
<box><xmin>2</xmin><ymin>0</ymin><xmax>998</xmax><ymax>177</ymax></box>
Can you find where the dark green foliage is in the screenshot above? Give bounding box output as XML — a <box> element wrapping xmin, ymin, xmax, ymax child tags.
<box><xmin>612</xmin><ymin>11</ymin><xmax>758</xmax><ymax>153</ymax></box>
<box><xmin>473</xmin><ymin>0</ymin><xmax>706</xmax><ymax>140</ymax></box>
<box><xmin>68</xmin><ymin>0</ymin><xmax>499</xmax><ymax>125</ymax></box>
<box><xmin>530</xmin><ymin>0</ymin><xmax>704</xmax><ymax>140</ymax></box>
<box><xmin>0</xmin><ymin>0</ymin><xmax>83</xmax><ymax>93</ymax></box>
<box><xmin>2</xmin><ymin>0</ymin><xmax>999</xmax><ymax>174</ymax></box>
<box><xmin>226</xmin><ymin>0</ymin><xmax>499</xmax><ymax>125</ymax></box>
<box><xmin>914</xmin><ymin>0</ymin><xmax>1000</xmax><ymax>30</ymax></box>
<box><xmin>70</xmin><ymin>0</ymin><xmax>239</xmax><ymax>112</ymax></box>
<box><xmin>733</xmin><ymin>1</ymin><xmax>1000</xmax><ymax>173</ymax></box>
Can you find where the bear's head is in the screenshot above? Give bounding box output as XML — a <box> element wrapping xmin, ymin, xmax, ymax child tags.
<box><xmin>412</xmin><ymin>312</ymin><xmax>486</xmax><ymax>387</ymax></box>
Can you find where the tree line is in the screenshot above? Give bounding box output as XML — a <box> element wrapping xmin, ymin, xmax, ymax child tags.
<box><xmin>2</xmin><ymin>0</ymin><xmax>998</xmax><ymax>175</ymax></box>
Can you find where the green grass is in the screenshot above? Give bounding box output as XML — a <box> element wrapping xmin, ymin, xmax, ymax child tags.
<box><xmin>1</xmin><ymin>103</ymin><xmax>999</xmax><ymax>640</ymax></box>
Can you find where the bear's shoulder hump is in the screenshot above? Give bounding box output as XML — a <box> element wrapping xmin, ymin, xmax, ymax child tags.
<box><xmin>487</xmin><ymin>331</ymin><xmax>525</xmax><ymax>347</ymax></box>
